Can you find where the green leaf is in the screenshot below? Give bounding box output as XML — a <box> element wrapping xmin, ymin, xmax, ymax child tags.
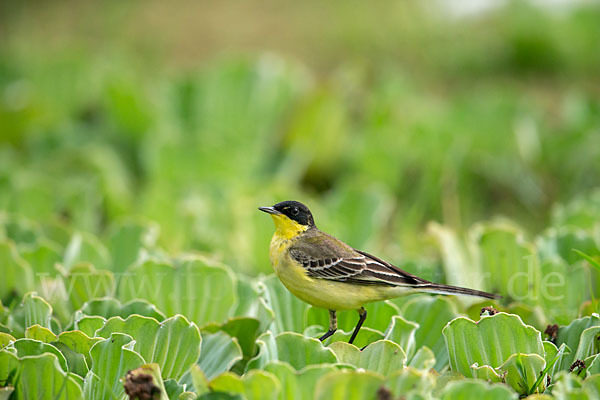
<box><xmin>119</xmin><ymin>257</ymin><xmax>237</xmax><ymax>326</ymax></box>
<box><xmin>408</xmin><ymin>346</ymin><xmax>436</xmax><ymax>370</ymax></box>
<box><xmin>443</xmin><ymin>313</ymin><xmax>544</xmax><ymax>378</ymax></box>
<box><xmin>12</xmin><ymin>353</ymin><xmax>83</xmax><ymax>400</ymax></box>
<box><xmin>64</xmin><ymin>263</ymin><xmax>115</xmax><ymax>311</ymax></box>
<box><xmin>0</xmin><ymin>333</ymin><xmax>15</xmax><ymax>349</ymax></box>
<box><xmin>52</xmin><ymin>341</ymin><xmax>89</xmax><ymax>377</ymax></box>
<box><xmin>440</xmin><ymin>379</ymin><xmax>517</xmax><ymax>400</ymax></box>
<box><xmin>202</xmin><ymin>317</ymin><xmax>261</xmax><ymax>361</ymax></box>
<box><xmin>474</xmin><ymin>224</ymin><xmax>540</xmax><ymax>301</ymax></box>
<box><xmin>73</xmin><ymin>315</ymin><xmax>105</xmax><ymax>337</ymax></box>
<box><xmin>499</xmin><ymin>353</ymin><xmax>546</xmax><ymax>395</ymax></box>
<box><xmin>428</xmin><ymin>223</ymin><xmax>483</xmax><ymax>292</ymax></box>
<box><xmin>76</xmin><ymin>297</ymin><xmax>165</xmax><ymax>320</ymax></box>
<box><xmin>329</xmin><ymin>340</ymin><xmax>406</xmax><ymax>376</ymax></box>
<box><xmin>107</xmin><ymin>219</ymin><xmax>159</xmax><ymax>273</ymax></box>
<box><xmin>556</xmin><ymin>314</ymin><xmax>600</xmax><ymax>370</ymax></box>
<box><xmin>197</xmin><ymin>332</ymin><xmax>243</xmax><ymax>380</ymax></box>
<box><xmin>13</xmin><ymin>338</ymin><xmax>68</xmax><ymax>372</ymax></box>
<box><xmin>263</xmin><ymin>361</ymin><xmax>338</xmax><ymax>400</ymax></box>
<box><xmin>0</xmin><ymin>350</ymin><xmax>19</xmax><ymax>385</ymax></box>
<box><xmin>25</xmin><ymin>324</ymin><xmax>57</xmax><ymax>342</ymax></box>
<box><xmin>401</xmin><ymin>296</ymin><xmax>459</xmax><ymax>370</ymax></box>
<box><xmin>2</xmin><ymin>216</ymin><xmax>40</xmax><ymax>247</ymax></box>
<box><xmin>538</xmin><ymin>228</ymin><xmax>599</xmax><ymax>265</ymax></box>
<box><xmin>0</xmin><ymin>241</ymin><xmax>33</xmax><ymax>304</ymax></box>
<box><xmin>210</xmin><ymin>370</ymin><xmax>280</xmax><ymax>400</ymax></box>
<box><xmin>551</xmin><ymin>371</ymin><xmax>585</xmax><ymax>398</ymax></box>
<box><xmin>22</xmin><ymin>292</ymin><xmax>53</xmax><ymax>330</ymax></box>
<box><xmin>307</xmin><ymin>301</ymin><xmax>400</xmax><ymax>334</ymax></box>
<box><xmin>539</xmin><ymin>260</ymin><xmax>588</xmax><ymax>323</ymax></box>
<box><xmin>83</xmin><ymin>333</ymin><xmax>145</xmax><ymax>400</ymax></box>
<box><xmin>63</xmin><ymin>232</ymin><xmax>110</xmax><ymax>271</ymax></box>
<box><xmin>96</xmin><ymin>314</ymin><xmax>201</xmax><ymax>380</ymax></box>
<box><xmin>573</xmin><ymin>249</ymin><xmax>600</xmax><ymax>272</ymax></box>
<box><xmin>542</xmin><ymin>341</ymin><xmax>569</xmax><ymax>378</ymax></box>
<box><xmin>20</xmin><ymin>238</ymin><xmax>62</xmax><ymax>276</ymax></box>
<box><xmin>573</xmin><ymin>326</ymin><xmax>600</xmax><ymax>362</ymax></box>
<box><xmin>314</xmin><ymin>370</ymin><xmax>384</xmax><ymax>400</ymax></box>
<box><xmin>385</xmin><ymin>367</ymin><xmax>436</xmax><ymax>398</ymax></box>
<box><xmin>246</xmin><ymin>332</ymin><xmax>337</xmax><ymax>371</ymax></box>
<box><xmin>55</xmin><ymin>330</ymin><xmax>102</xmax><ymax>367</ymax></box>
<box><xmin>383</xmin><ymin>315</ymin><xmax>418</xmax><ymax>358</ymax></box>
<box><xmin>323</xmin><ymin>327</ymin><xmax>384</xmax><ymax>349</ymax></box>
<box><xmin>258</xmin><ymin>275</ymin><xmax>309</xmax><ymax>335</ymax></box>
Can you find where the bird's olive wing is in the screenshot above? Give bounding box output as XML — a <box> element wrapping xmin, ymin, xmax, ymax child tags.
<box><xmin>289</xmin><ymin>245</ymin><xmax>428</xmax><ymax>286</ymax></box>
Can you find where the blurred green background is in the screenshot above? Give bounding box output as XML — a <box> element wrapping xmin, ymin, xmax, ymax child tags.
<box><xmin>1</xmin><ymin>0</ymin><xmax>599</xmax><ymax>276</ymax></box>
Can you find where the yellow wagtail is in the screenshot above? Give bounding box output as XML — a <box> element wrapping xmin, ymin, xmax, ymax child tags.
<box><xmin>259</xmin><ymin>200</ymin><xmax>500</xmax><ymax>344</ymax></box>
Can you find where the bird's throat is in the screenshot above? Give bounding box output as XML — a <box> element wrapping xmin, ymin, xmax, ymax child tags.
<box><xmin>270</xmin><ymin>214</ymin><xmax>309</xmax><ymax>240</ymax></box>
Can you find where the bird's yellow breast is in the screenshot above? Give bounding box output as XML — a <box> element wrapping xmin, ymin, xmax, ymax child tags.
<box><xmin>268</xmin><ymin>230</ymin><xmax>402</xmax><ymax>311</ymax></box>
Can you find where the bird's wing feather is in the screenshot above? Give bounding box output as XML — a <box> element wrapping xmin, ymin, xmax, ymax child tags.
<box><xmin>288</xmin><ymin>235</ymin><xmax>430</xmax><ymax>287</ymax></box>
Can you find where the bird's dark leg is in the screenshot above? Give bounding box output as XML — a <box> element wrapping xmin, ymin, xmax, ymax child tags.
<box><xmin>348</xmin><ymin>307</ymin><xmax>367</xmax><ymax>345</ymax></box>
<box><xmin>319</xmin><ymin>310</ymin><xmax>337</xmax><ymax>342</ymax></box>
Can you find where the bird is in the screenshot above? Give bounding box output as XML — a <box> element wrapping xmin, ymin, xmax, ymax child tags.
<box><xmin>259</xmin><ymin>200</ymin><xmax>500</xmax><ymax>345</ymax></box>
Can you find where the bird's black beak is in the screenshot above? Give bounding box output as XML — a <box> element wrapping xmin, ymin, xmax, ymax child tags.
<box><xmin>258</xmin><ymin>206</ymin><xmax>281</xmax><ymax>215</ymax></box>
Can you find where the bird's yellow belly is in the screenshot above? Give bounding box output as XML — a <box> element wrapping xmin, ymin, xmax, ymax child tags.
<box><xmin>269</xmin><ymin>236</ymin><xmax>401</xmax><ymax>310</ymax></box>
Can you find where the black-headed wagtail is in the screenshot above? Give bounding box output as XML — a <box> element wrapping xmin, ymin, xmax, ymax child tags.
<box><xmin>259</xmin><ymin>200</ymin><xmax>499</xmax><ymax>345</ymax></box>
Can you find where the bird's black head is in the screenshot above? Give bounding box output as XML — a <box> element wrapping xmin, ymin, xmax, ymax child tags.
<box><xmin>259</xmin><ymin>200</ymin><xmax>315</xmax><ymax>227</ymax></box>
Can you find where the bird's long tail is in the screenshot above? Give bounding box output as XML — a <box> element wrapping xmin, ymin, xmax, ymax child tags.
<box><xmin>416</xmin><ymin>283</ymin><xmax>500</xmax><ymax>299</ymax></box>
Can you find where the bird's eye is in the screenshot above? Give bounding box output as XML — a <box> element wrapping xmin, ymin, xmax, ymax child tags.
<box><xmin>291</xmin><ymin>207</ymin><xmax>299</xmax><ymax>216</ymax></box>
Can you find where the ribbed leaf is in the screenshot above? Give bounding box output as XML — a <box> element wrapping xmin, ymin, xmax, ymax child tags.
<box><xmin>440</xmin><ymin>379</ymin><xmax>517</xmax><ymax>400</ymax></box>
<box><xmin>210</xmin><ymin>370</ymin><xmax>280</xmax><ymax>400</ymax></box>
<box><xmin>258</xmin><ymin>275</ymin><xmax>308</xmax><ymax>335</ymax></box>
<box><xmin>76</xmin><ymin>297</ymin><xmax>165</xmax><ymax>320</ymax></box>
<box><xmin>202</xmin><ymin>317</ymin><xmax>261</xmax><ymax>361</ymax></box>
<box><xmin>323</xmin><ymin>327</ymin><xmax>384</xmax><ymax>349</ymax></box>
<box><xmin>0</xmin><ymin>333</ymin><xmax>15</xmax><ymax>349</ymax></box>
<box><xmin>55</xmin><ymin>330</ymin><xmax>102</xmax><ymax>370</ymax></box>
<box><xmin>22</xmin><ymin>293</ymin><xmax>53</xmax><ymax>330</ymax></box>
<box><xmin>63</xmin><ymin>232</ymin><xmax>110</xmax><ymax>271</ymax></box>
<box><xmin>246</xmin><ymin>332</ymin><xmax>337</xmax><ymax>371</ymax></box>
<box><xmin>263</xmin><ymin>361</ymin><xmax>338</xmax><ymax>400</ymax></box>
<box><xmin>13</xmin><ymin>339</ymin><xmax>68</xmax><ymax>372</ymax></box>
<box><xmin>383</xmin><ymin>315</ymin><xmax>418</xmax><ymax>358</ymax></box>
<box><xmin>307</xmin><ymin>300</ymin><xmax>400</xmax><ymax>334</ymax></box>
<box><xmin>385</xmin><ymin>368</ymin><xmax>436</xmax><ymax>399</ymax></box>
<box><xmin>20</xmin><ymin>238</ymin><xmax>62</xmax><ymax>276</ymax></box>
<box><xmin>401</xmin><ymin>296</ymin><xmax>459</xmax><ymax>370</ymax></box>
<box><xmin>83</xmin><ymin>333</ymin><xmax>145</xmax><ymax>400</ymax></box>
<box><xmin>96</xmin><ymin>314</ymin><xmax>201</xmax><ymax>380</ymax></box>
<box><xmin>408</xmin><ymin>346</ymin><xmax>436</xmax><ymax>370</ymax></box>
<box><xmin>25</xmin><ymin>324</ymin><xmax>57</xmax><ymax>342</ymax></box>
<box><xmin>443</xmin><ymin>313</ymin><xmax>544</xmax><ymax>378</ymax></box>
<box><xmin>12</xmin><ymin>353</ymin><xmax>83</xmax><ymax>399</ymax></box>
<box><xmin>0</xmin><ymin>241</ymin><xmax>33</xmax><ymax>304</ymax></box>
<box><xmin>73</xmin><ymin>315</ymin><xmax>105</xmax><ymax>337</ymax></box>
<box><xmin>574</xmin><ymin>326</ymin><xmax>600</xmax><ymax>363</ymax></box>
<box><xmin>197</xmin><ymin>332</ymin><xmax>243</xmax><ymax>380</ymax></box>
<box><xmin>474</xmin><ymin>224</ymin><xmax>540</xmax><ymax>301</ymax></box>
<box><xmin>499</xmin><ymin>353</ymin><xmax>546</xmax><ymax>395</ymax></box>
<box><xmin>329</xmin><ymin>340</ymin><xmax>406</xmax><ymax>376</ymax></box>
<box><xmin>314</xmin><ymin>370</ymin><xmax>384</xmax><ymax>400</ymax></box>
<box><xmin>107</xmin><ymin>219</ymin><xmax>159</xmax><ymax>273</ymax></box>
<box><xmin>0</xmin><ymin>350</ymin><xmax>19</xmax><ymax>385</ymax></box>
<box><xmin>556</xmin><ymin>314</ymin><xmax>600</xmax><ymax>370</ymax></box>
<box><xmin>119</xmin><ymin>257</ymin><xmax>237</xmax><ymax>326</ymax></box>
<box><xmin>64</xmin><ymin>263</ymin><xmax>115</xmax><ymax>311</ymax></box>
